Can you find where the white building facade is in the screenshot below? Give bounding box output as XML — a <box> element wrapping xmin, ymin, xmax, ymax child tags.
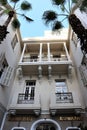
<box><xmin>0</xmin><ymin>4</ymin><xmax>21</xmax><ymax>128</ymax></box>
<box><xmin>0</xmin><ymin>5</ymin><xmax>87</xmax><ymax>130</ymax></box>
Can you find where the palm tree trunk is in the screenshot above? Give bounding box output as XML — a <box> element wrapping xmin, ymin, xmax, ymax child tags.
<box><xmin>69</xmin><ymin>14</ymin><xmax>87</xmax><ymax>54</ymax></box>
<box><xmin>0</xmin><ymin>11</ymin><xmax>14</xmax><ymax>43</ymax></box>
<box><xmin>4</xmin><ymin>11</ymin><xmax>14</xmax><ymax>27</ymax></box>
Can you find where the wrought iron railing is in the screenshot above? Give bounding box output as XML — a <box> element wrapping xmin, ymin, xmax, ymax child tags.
<box><xmin>17</xmin><ymin>93</ymin><xmax>34</xmax><ymax>104</ymax></box>
<box><xmin>56</xmin><ymin>92</ymin><xmax>73</xmax><ymax>103</ymax></box>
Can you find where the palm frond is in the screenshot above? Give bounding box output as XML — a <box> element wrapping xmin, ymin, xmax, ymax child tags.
<box><xmin>22</xmin><ymin>14</ymin><xmax>33</xmax><ymax>22</ymax></box>
<box><xmin>72</xmin><ymin>0</ymin><xmax>78</xmax><ymax>4</ymax></box>
<box><xmin>3</xmin><ymin>9</ymin><xmax>11</xmax><ymax>15</ymax></box>
<box><xmin>11</xmin><ymin>18</ymin><xmax>20</xmax><ymax>29</ymax></box>
<box><xmin>21</xmin><ymin>1</ymin><xmax>32</xmax><ymax>10</ymax></box>
<box><xmin>51</xmin><ymin>0</ymin><xmax>66</xmax><ymax>6</ymax></box>
<box><xmin>42</xmin><ymin>10</ymin><xmax>58</xmax><ymax>25</ymax></box>
<box><xmin>60</xmin><ymin>4</ymin><xmax>65</xmax><ymax>12</ymax></box>
<box><xmin>10</xmin><ymin>0</ymin><xmax>20</xmax><ymax>3</ymax></box>
<box><xmin>52</xmin><ymin>21</ymin><xmax>63</xmax><ymax>31</ymax></box>
<box><xmin>0</xmin><ymin>0</ymin><xmax>7</xmax><ymax>5</ymax></box>
<box><xmin>80</xmin><ymin>0</ymin><xmax>87</xmax><ymax>12</ymax></box>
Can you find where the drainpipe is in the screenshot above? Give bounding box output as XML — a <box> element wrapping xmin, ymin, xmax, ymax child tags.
<box><xmin>0</xmin><ymin>111</ymin><xmax>8</xmax><ymax>130</ymax></box>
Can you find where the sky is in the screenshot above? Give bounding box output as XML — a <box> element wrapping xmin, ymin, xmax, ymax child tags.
<box><xmin>18</xmin><ymin>0</ymin><xmax>68</xmax><ymax>38</ymax></box>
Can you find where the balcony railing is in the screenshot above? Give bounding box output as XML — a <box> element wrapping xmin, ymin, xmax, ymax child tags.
<box><xmin>56</xmin><ymin>92</ymin><xmax>73</xmax><ymax>103</ymax></box>
<box><xmin>22</xmin><ymin>56</ymin><xmax>68</xmax><ymax>62</ymax></box>
<box><xmin>51</xmin><ymin>57</ymin><xmax>67</xmax><ymax>61</ymax></box>
<box><xmin>22</xmin><ymin>57</ymin><xmax>39</xmax><ymax>62</ymax></box>
<box><xmin>17</xmin><ymin>93</ymin><xmax>34</xmax><ymax>104</ymax></box>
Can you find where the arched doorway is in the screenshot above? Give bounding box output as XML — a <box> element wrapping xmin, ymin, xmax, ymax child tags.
<box><xmin>30</xmin><ymin>119</ymin><xmax>61</xmax><ymax>130</ymax></box>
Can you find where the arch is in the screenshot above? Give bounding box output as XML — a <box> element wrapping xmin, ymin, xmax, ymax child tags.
<box><xmin>30</xmin><ymin>118</ymin><xmax>61</xmax><ymax>130</ymax></box>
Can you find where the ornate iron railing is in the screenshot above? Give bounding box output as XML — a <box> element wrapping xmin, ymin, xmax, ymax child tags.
<box><xmin>56</xmin><ymin>92</ymin><xmax>73</xmax><ymax>103</ymax></box>
<box><xmin>17</xmin><ymin>93</ymin><xmax>34</xmax><ymax>104</ymax></box>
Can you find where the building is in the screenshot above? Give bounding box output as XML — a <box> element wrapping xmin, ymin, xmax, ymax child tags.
<box><xmin>0</xmin><ymin>4</ymin><xmax>87</xmax><ymax>130</ymax></box>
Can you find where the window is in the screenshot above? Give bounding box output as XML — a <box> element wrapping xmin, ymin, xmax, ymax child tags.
<box><xmin>55</xmin><ymin>79</ymin><xmax>67</xmax><ymax>93</ymax></box>
<box><xmin>24</xmin><ymin>80</ymin><xmax>36</xmax><ymax>100</ymax></box>
<box><xmin>11</xmin><ymin>34</ymin><xmax>18</xmax><ymax>50</ymax></box>
<box><xmin>0</xmin><ymin>56</ymin><xmax>8</xmax><ymax>78</ymax></box>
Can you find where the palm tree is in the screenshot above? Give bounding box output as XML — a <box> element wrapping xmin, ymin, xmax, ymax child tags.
<box><xmin>0</xmin><ymin>0</ymin><xmax>33</xmax><ymax>43</ymax></box>
<box><xmin>42</xmin><ymin>0</ymin><xmax>87</xmax><ymax>55</ymax></box>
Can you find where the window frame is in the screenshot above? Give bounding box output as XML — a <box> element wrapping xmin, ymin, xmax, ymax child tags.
<box><xmin>55</xmin><ymin>79</ymin><xmax>68</xmax><ymax>93</ymax></box>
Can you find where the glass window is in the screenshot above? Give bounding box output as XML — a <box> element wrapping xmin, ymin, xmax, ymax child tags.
<box><xmin>55</xmin><ymin>79</ymin><xmax>67</xmax><ymax>93</ymax></box>
<box><xmin>11</xmin><ymin>34</ymin><xmax>18</xmax><ymax>50</ymax></box>
<box><xmin>0</xmin><ymin>57</ymin><xmax>8</xmax><ymax>78</ymax></box>
<box><xmin>24</xmin><ymin>80</ymin><xmax>36</xmax><ymax>100</ymax></box>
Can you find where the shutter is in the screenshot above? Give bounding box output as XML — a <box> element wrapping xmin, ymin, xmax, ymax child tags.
<box><xmin>0</xmin><ymin>66</ymin><xmax>14</xmax><ymax>87</ymax></box>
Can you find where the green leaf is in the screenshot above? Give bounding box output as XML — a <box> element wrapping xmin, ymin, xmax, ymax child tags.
<box><xmin>51</xmin><ymin>0</ymin><xmax>66</xmax><ymax>6</ymax></box>
<box><xmin>0</xmin><ymin>0</ymin><xmax>7</xmax><ymax>5</ymax></box>
<box><xmin>22</xmin><ymin>14</ymin><xmax>33</xmax><ymax>22</ymax></box>
<box><xmin>21</xmin><ymin>1</ymin><xmax>32</xmax><ymax>10</ymax></box>
<box><xmin>11</xmin><ymin>18</ymin><xmax>20</xmax><ymax>29</ymax></box>
<box><xmin>80</xmin><ymin>0</ymin><xmax>87</xmax><ymax>12</ymax></box>
<box><xmin>10</xmin><ymin>0</ymin><xmax>20</xmax><ymax>3</ymax></box>
<box><xmin>3</xmin><ymin>9</ymin><xmax>11</xmax><ymax>15</ymax></box>
<box><xmin>60</xmin><ymin>5</ymin><xmax>65</xmax><ymax>12</ymax></box>
<box><xmin>52</xmin><ymin>21</ymin><xmax>63</xmax><ymax>31</ymax></box>
<box><xmin>72</xmin><ymin>0</ymin><xmax>78</xmax><ymax>3</ymax></box>
<box><xmin>42</xmin><ymin>10</ymin><xmax>58</xmax><ymax>25</ymax></box>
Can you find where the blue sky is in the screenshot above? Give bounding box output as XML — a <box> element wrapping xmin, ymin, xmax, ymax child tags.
<box><xmin>18</xmin><ymin>0</ymin><xmax>68</xmax><ymax>38</ymax></box>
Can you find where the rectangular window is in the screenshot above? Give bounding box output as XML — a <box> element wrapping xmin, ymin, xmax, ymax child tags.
<box><xmin>55</xmin><ymin>79</ymin><xmax>73</xmax><ymax>103</ymax></box>
<box><xmin>11</xmin><ymin>34</ymin><xmax>18</xmax><ymax>50</ymax></box>
<box><xmin>0</xmin><ymin>55</ymin><xmax>8</xmax><ymax>78</ymax></box>
<box><xmin>24</xmin><ymin>80</ymin><xmax>36</xmax><ymax>100</ymax></box>
<box><xmin>55</xmin><ymin>79</ymin><xmax>67</xmax><ymax>93</ymax></box>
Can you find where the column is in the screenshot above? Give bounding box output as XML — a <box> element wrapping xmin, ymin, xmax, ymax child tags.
<box><xmin>19</xmin><ymin>43</ymin><xmax>26</xmax><ymax>63</ymax></box>
<box><xmin>63</xmin><ymin>42</ymin><xmax>71</xmax><ymax>61</ymax></box>
<box><xmin>38</xmin><ymin>65</ymin><xmax>42</xmax><ymax>79</ymax></box>
<box><xmin>39</xmin><ymin>43</ymin><xmax>42</xmax><ymax>62</ymax></box>
<box><xmin>48</xmin><ymin>65</ymin><xmax>52</xmax><ymax>79</ymax></box>
<box><xmin>47</xmin><ymin>42</ymin><xmax>51</xmax><ymax>61</ymax></box>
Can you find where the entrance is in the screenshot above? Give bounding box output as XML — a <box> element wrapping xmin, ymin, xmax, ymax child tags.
<box><xmin>30</xmin><ymin>119</ymin><xmax>61</xmax><ymax>130</ymax></box>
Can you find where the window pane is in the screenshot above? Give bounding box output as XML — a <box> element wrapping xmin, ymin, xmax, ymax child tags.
<box><xmin>55</xmin><ymin>79</ymin><xmax>67</xmax><ymax>93</ymax></box>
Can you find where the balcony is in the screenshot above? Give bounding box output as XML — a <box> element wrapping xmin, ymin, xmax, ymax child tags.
<box><xmin>17</xmin><ymin>93</ymin><xmax>34</xmax><ymax>104</ymax></box>
<box><xmin>49</xmin><ymin>91</ymin><xmax>82</xmax><ymax>115</ymax></box>
<box><xmin>8</xmin><ymin>92</ymin><xmax>41</xmax><ymax>115</ymax></box>
<box><xmin>18</xmin><ymin>42</ymin><xmax>72</xmax><ymax>76</ymax></box>
<box><xmin>56</xmin><ymin>92</ymin><xmax>73</xmax><ymax>103</ymax></box>
<box><xmin>22</xmin><ymin>55</ymin><xmax>68</xmax><ymax>63</ymax></box>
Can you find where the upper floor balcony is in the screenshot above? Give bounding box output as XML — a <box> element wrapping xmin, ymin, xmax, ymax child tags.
<box><xmin>17</xmin><ymin>42</ymin><xmax>72</xmax><ymax>77</ymax></box>
<box><xmin>19</xmin><ymin>42</ymin><xmax>71</xmax><ymax>64</ymax></box>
